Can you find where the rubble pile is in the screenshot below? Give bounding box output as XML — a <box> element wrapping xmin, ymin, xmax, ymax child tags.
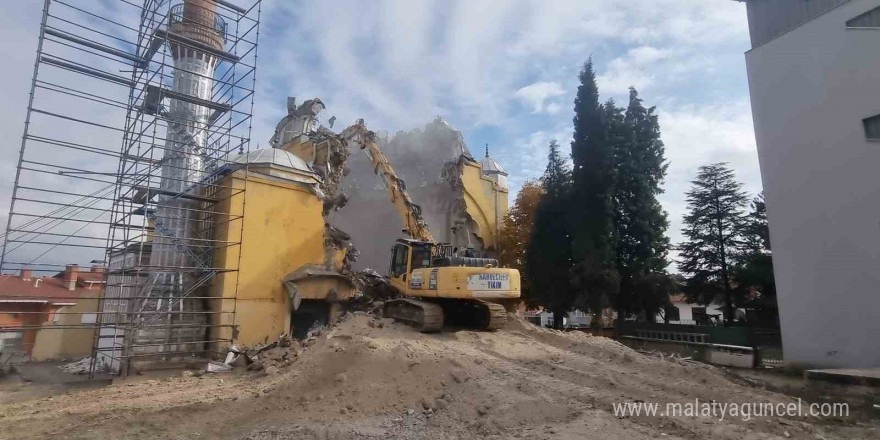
<box><xmin>237</xmin><ymin>333</ymin><xmax>303</xmax><ymax>376</ymax></box>
<box><xmin>350</xmin><ymin>269</ymin><xmax>396</xmax><ymax>301</ymax></box>
<box><xmin>208</xmin><ymin>311</ymin><xmax>373</xmax><ymax>377</ymax></box>
<box><xmin>58</xmin><ymin>357</ymin><xmax>105</xmax><ymax>375</ymax></box>
<box><xmin>3</xmin><ymin>314</ymin><xmax>874</xmax><ymax>440</ymax></box>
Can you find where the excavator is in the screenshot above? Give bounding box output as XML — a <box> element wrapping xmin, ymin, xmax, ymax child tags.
<box><xmin>340</xmin><ymin>120</ymin><xmax>521</xmax><ymax>331</ymax></box>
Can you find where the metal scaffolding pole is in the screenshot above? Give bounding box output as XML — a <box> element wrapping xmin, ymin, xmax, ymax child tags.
<box><xmin>0</xmin><ymin>0</ymin><xmax>261</xmax><ymax>378</ymax></box>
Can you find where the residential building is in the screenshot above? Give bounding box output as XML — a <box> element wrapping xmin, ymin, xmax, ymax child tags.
<box><xmin>519</xmin><ymin>306</ymin><xmax>603</xmax><ymax>329</ymax></box>
<box><xmin>0</xmin><ymin>264</ymin><xmax>104</xmax><ymax>361</ymax></box>
<box><xmin>659</xmin><ymin>294</ymin><xmax>727</xmax><ymax>326</ymax></box>
<box><xmin>740</xmin><ymin>0</ymin><xmax>880</xmax><ymax>367</ymax></box>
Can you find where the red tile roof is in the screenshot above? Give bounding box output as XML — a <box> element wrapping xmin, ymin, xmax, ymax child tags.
<box><xmin>55</xmin><ymin>270</ymin><xmax>106</xmax><ymax>284</ymax></box>
<box><xmin>0</xmin><ymin>272</ymin><xmax>103</xmax><ymax>304</ymax></box>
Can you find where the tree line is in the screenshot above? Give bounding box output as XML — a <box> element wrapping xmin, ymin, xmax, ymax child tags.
<box><xmin>499</xmin><ymin>58</ymin><xmax>775</xmax><ymax>329</ymax></box>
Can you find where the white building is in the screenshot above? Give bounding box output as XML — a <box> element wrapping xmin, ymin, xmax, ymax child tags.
<box><xmin>741</xmin><ymin>0</ymin><xmax>880</xmax><ymax>367</ymax></box>
<box><xmin>658</xmin><ymin>295</ymin><xmax>728</xmax><ymax>325</ymax></box>
<box><xmin>521</xmin><ymin>309</ymin><xmax>591</xmax><ymax>328</ymax></box>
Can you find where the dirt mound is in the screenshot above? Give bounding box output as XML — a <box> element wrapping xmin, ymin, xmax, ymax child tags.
<box><xmin>0</xmin><ymin>314</ymin><xmax>875</xmax><ymax>439</ymax></box>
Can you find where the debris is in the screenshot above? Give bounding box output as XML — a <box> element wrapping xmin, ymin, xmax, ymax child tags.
<box><xmin>206</xmin><ymin>361</ymin><xmax>232</xmax><ymax>374</ymax></box>
<box><xmin>59</xmin><ymin>357</ymin><xmax>104</xmax><ymax>375</ymax></box>
<box><xmin>6</xmin><ymin>314</ymin><xmax>873</xmax><ymax>440</ymax></box>
<box><xmin>279</xmin><ymin>335</ymin><xmax>292</xmax><ymax>347</ymax></box>
<box><xmin>223</xmin><ymin>351</ymin><xmax>239</xmax><ymax>366</ymax></box>
<box><xmin>306</xmin><ymin>324</ymin><xmax>325</xmax><ymax>339</ymax></box>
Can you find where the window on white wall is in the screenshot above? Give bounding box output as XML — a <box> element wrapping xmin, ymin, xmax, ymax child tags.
<box><xmin>846</xmin><ymin>6</ymin><xmax>880</xmax><ymax>28</ymax></box>
<box><xmin>864</xmin><ymin>114</ymin><xmax>880</xmax><ymax>140</ymax></box>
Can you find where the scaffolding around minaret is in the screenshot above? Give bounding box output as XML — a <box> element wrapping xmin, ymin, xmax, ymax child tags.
<box><xmin>0</xmin><ymin>0</ymin><xmax>262</xmax><ymax>376</ymax></box>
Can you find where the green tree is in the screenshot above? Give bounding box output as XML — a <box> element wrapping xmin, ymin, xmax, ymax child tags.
<box><xmin>744</xmin><ymin>193</ymin><xmax>770</xmax><ymax>253</ymax></box>
<box><xmin>569</xmin><ymin>58</ymin><xmax>619</xmax><ymax>328</ymax></box>
<box><xmin>498</xmin><ymin>180</ymin><xmax>543</xmax><ymax>300</ymax></box>
<box><xmin>613</xmin><ymin>87</ymin><xmax>671</xmax><ymax>322</ymax></box>
<box><xmin>633</xmin><ymin>272</ymin><xmax>677</xmax><ymax>323</ymax></box>
<box><xmin>678</xmin><ymin>163</ymin><xmax>749</xmax><ymax>324</ymax></box>
<box><xmin>525</xmin><ymin>141</ymin><xmax>573</xmax><ymax>328</ymax></box>
<box><xmin>734</xmin><ymin>193</ymin><xmax>776</xmax><ymax>299</ymax></box>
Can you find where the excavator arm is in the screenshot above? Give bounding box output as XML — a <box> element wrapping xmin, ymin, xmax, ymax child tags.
<box><xmin>340</xmin><ymin>120</ymin><xmax>435</xmax><ymax>243</ymax></box>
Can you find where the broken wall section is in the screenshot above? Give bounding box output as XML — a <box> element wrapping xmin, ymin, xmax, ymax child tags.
<box><xmin>336</xmin><ymin>118</ymin><xmax>508</xmax><ymax>272</ymax></box>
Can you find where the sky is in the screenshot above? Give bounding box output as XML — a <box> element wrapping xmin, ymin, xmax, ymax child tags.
<box><xmin>0</xmin><ymin>0</ymin><xmax>763</xmax><ymax>266</ymax></box>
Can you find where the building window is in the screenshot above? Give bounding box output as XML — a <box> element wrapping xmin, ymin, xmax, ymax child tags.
<box><xmin>864</xmin><ymin>114</ymin><xmax>880</xmax><ymax>140</ymax></box>
<box><xmin>847</xmin><ymin>6</ymin><xmax>880</xmax><ymax>28</ymax></box>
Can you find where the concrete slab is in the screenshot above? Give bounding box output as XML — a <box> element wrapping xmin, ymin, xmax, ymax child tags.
<box><xmin>805</xmin><ymin>368</ymin><xmax>880</xmax><ymax>386</ymax></box>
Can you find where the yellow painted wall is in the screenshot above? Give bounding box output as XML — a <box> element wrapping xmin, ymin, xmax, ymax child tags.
<box><xmin>460</xmin><ymin>161</ymin><xmax>509</xmax><ymax>252</ymax></box>
<box><xmin>210</xmin><ymin>170</ymin><xmax>326</xmax><ymax>349</ymax></box>
<box><xmin>31</xmin><ymin>293</ymin><xmax>100</xmax><ymax>361</ymax></box>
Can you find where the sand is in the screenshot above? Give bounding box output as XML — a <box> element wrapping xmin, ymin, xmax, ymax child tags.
<box><xmin>0</xmin><ymin>313</ymin><xmax>875</xmax><ymax>439</ymax></box>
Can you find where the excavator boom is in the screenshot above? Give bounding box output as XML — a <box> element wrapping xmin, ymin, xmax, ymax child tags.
<box><xmin>339</xmin><ymin>119</ymin><xmax>520</xmax><ymax>332</ymax></box>
<box><xmin>341</xmin><ymin>120</ymin><xmax>434</xmax><ymax>243</ymax></box>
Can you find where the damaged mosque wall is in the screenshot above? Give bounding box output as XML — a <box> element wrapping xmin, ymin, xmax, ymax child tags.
<box><xmin>333</xmin><ymin>117</ymin><xmax>509</xmax><ymax>272</ymax></box>
<box><xmin>201</xmin><ymin>97</ymin><xmax>509</xmax><ymax>348</ymax></box>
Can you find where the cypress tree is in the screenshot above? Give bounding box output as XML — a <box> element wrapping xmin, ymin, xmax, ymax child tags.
<box><xmin>526</xmin><ymin>141</ymin><xmax>573</xmax><ymax>328</ymax></box>
<box><xmin>569</xmin><ymin>58</ymin><xmax>618</xmax><ymax>328</ymax></box>
<box><xmin>613</xmin><ymin>87</ymin><xmax>671</xmax><ymax>321</ymax></box>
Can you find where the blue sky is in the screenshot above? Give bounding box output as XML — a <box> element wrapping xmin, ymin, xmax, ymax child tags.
<box><xmin>0</xmin><ymin>0</ymin><xmax>763</xmax><ymax>254</ymax></box>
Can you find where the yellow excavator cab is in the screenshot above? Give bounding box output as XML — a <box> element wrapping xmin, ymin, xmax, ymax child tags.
<box><xmin>383</xmin><ymin>239</ymin><xmax>520</xmax><ymax>331</ymax></box>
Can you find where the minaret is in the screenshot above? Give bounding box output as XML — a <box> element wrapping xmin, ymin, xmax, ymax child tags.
<box><xmin>161</xmin><ymin>0</ymin><xmax>225</xmax><ymax>195</ymax></box>
<box><xmin>152</xmin><ymin>0</ymin><xmax>225</xmax><ymax>270</ymax></box>
<box><xmin>143</xmin><ymin>0</ymin><xmax>226</xmax><ymax>353</ymax></box>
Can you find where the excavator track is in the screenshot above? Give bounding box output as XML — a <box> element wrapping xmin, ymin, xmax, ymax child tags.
<box><xmin>482</xmin><ymin>301</ymin><xmax>508</xmax><ymax>331</ymax></box>
<box><xmin>449</xmin><ymin>299</ymin><xmax>508</xmax><ymax>331</ymax></box>
<box><xmin>384</xmin><ymin>298</ymin><xmax>444</xmax><ymax>332</ymax></box>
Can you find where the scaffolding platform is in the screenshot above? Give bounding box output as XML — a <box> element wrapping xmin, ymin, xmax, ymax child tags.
<box><xmin>0</xmin><ymin>0</ymin><xmax>262</xmax><ymax>378</ymax></box>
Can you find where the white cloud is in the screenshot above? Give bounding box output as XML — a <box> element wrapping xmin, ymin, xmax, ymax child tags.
<box><xmin>658</xmin><ymin>100</ymin><xmax>764</xmax><ymax>264</ymax></box>
<box><xmin>514</xmin><ymin>82</ymin><xmax>566</xmax><ymax>114</ymax></box>
<box><xmin>0</xmin><ymin>0</ymin><xmax>759</xmax><ymax>272</ymax></box>
<box><xmin>597</xmin><ymin>46</ymin><xmax>673</xmax><ymax>93</ymax></box>
<box><xmin>502</xmin><ymin>125</ymin><xmax>574</xmax><ymax>200</ymax></box>
<box><xmin>544</xmin><ymin>102</ymin><xmax>563</xmax><ymax>115</ymax></box>
<box><xmin>256</xmin><ymin>0</ymin><xmax>749</xmax><ymax>133</ymax></box>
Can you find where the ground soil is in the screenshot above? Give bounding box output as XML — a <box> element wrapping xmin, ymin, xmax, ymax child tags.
<box><xmin>0</xmin><ymin>314</ymin><xmax>877</xmax><ymax>439</ymax></box>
